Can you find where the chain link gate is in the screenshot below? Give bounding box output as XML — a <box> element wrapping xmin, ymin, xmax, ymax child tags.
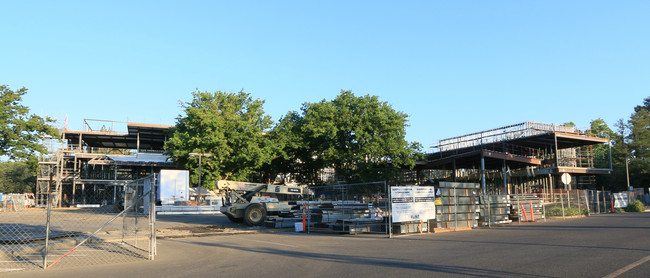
<box><xmin>0</xmin><ymin>175</ymin><xmax>156</xmax><ymax>273</ymax></box>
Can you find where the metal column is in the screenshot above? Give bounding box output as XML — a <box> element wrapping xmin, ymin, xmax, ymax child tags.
<box><xmin>481</xmin><ymin>154</ymin><xmax>486</xmax><ymax>194</ymax></box>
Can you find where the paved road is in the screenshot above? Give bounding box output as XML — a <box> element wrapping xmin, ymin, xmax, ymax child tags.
<box><xmin>5</xmin><ymin>213</ymin><xmax>650</xmax><ymax>278</ymax></box>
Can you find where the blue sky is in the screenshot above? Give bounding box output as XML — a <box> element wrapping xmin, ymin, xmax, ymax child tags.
<box><xmin>1</xmin><ymin>1</ymin><xmax>648</xmax><ymax>150</ymax></box>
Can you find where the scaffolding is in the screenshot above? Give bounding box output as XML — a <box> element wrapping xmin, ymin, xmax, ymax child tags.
<box><xmin>36</xmin><ymin>119</ymin><xmax>175</xmax><ymax>208</ymax></box>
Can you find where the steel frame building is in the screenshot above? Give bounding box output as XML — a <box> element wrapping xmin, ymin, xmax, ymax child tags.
<box><xmin>37</xmin><ymin>120</ymin><xmax>175</xmax><ymax>207</ymax></box>
<box><xmin>416</xmin><ymin>122</ymin><xmax>612</xmax><ymax>194</ymax></box>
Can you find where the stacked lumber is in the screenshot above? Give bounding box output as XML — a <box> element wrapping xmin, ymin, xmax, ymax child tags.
<box><xmin>435</xmin><ymin>182</ymin><xmax>480</xmax><ymax>229</ymax></box>
<box><xmin>479</xmin><ymin>195</ymin><xmax>512</xmax><ymax>226</ymax></box>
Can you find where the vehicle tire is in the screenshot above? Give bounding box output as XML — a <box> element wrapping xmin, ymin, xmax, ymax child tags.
<box><xmin>244</xmin><ymin>203</ymin><xmax>267</xmax><ymax>226</ymax></box>
<box><xmin>226</xmin><ymin>213</ymin><xmax>243</xmax><ymax>223</ymax></box>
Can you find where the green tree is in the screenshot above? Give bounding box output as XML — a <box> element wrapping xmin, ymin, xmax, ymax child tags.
<box><xmin>0</xmin><ymin>85</ymin><xmax>58</xmax><ymax>160</ymax></box>
<box><xmin>0</xmin><ymin>158</ymin><xmax>37</xmax><ymax>193</ymax></box>
<box><xmin>270</xmin><ymin>90</ymin><xmax>422</xmax><ymax>185</ymax></box>
<box><xmin>267</xmin><ymin>111</ymin><xmax>329</xmax><ymax>185</ymax></box>
<box><xmin>165</xmin><ymin>90</ymin><xmax>274</xmax><ymax>188</ymax></box>
<box><xmin>627</xmin><ymin>97</ymin><xmax>650</xmax><ymax>191</ymax></box>
<box><xmin>589</xmin><ymin>118</ymin><xmax>622</xmax><ymax>190</ymax></box>
<box><xmin>589</xmin><ymin>118</ymin><xmax>615</xmax><ymax>167</ymax></box>
<box><xmin>562</xmin><ymin>122</ymin><xmax>576</xmax><ymax>128</ymax></box>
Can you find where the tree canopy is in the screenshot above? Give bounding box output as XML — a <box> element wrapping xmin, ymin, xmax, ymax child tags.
<box><xmin>0</xmin><ymin>85</ymin><xmax>57</xmax><ymax>160</ymax></box>
<box><xmin>625</xmin><ymin>97</ymin><xmax>650</xmax><ymax>190</ymax></box>
<box><xmin>0</xmin><ymin>158</ymin><xmax>37</xmax><ymax>193</ymax></box>
<box><xmin>164</xmin><ymin>90</ymin><xmax>274</xmax><ymax>188</ymax></box>
<box><xmin>269</xmin><ymin>90</ymin><xmax>422</xmax><ymax>185</ymax></box>
<box><xmin>589</xmin><ymin>97</ymin><xmax>650</xmax><ymax>192</ymax></box>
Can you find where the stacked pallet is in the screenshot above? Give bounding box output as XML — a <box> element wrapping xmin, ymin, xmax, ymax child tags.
<box><xmin>435</xmin><ymin>182</ymin><xmax>480</xmax><ymax>229</ymax></box>
<box><xmin>509</xmin><ymin>194</ymin><xmax>544</xmax><ymax>221</ymax></box>
<box><xmin>479</xmin><ymin>195</ymin><xmax>512</xmax><ymax>226</ymax></box>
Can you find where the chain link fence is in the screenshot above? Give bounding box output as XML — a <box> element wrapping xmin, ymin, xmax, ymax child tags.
<box><xmin>539</xmin><ymin>189</ymin><xmax>614</xmax><ymax>218</ymax></box>
<box><xmin>0</xmin><ymin>175</ymin><xmax>156</xmax><ymax>273</ymax></box>
<box><xmin>304</xmin><ymin>182</ymin><xmax>388</xmax><ymax>234</ymax></box>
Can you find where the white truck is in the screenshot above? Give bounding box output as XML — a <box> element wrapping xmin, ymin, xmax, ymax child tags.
<box><xmin>216</xmin><ymin>180</ymin><xmax>306</xmax><ymax>226</ymax></box>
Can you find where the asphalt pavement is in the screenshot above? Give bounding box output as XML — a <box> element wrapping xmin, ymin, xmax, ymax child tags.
<box><xmin>4</xmin><ymin>212</ymin><xmax>650</xmax><ymax>278</ymax></box>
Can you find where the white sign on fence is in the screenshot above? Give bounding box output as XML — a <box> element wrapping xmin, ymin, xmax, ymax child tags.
<box><xmin>391</xmin><ymin>186</ymin><xmax>436</xmax><ymax>222</ymax></box>
<box><xmin>613</xmin><ymin>193</ymin><xmax>629</xmax><ymax>208</ymax></box>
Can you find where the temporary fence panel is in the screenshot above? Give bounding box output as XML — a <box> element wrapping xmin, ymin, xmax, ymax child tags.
<box><xmin>390</xmin><ymin>186</ymin><xmax>436</xmax><ymax>235</ymax></box>
<box><xmin>0</xmin><ymin>175</ymin><xmax>156</xmax><ymax>273</ymax></box>
<box><xmin>305</xmin><ymin>182</ymin><xmax>388</xmax><ymax>235</ymax></box>
<box><xmin>435</xmin><ymin>182</ymin><xmax>480</xmax><ymax>230</ymax></box>
<box><xmin>479</xmin><ymin>195</ymin><xmax>511</xmax><ymax>226</ymax></box>
<box><xmin>510</xmin><ymin>194</ymin><xmax>544</xmax><ymax>222</ymax></box>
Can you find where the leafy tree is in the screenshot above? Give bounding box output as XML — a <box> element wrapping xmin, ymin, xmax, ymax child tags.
<box><xmin>562</xmin><ymin>122</ymin><xmax>576</xmax><ymax>128</ymax></box>
<box><xmin>589</xmin><ymin>118</ymin><xmax>625</xmax><ymax>190</ymax></box>
<box><xmin>628</xmin><ymin>97</ymin><xmax>650</xmax><ymax>159</ymax></box>
<box><xmin>626</xmin><ymin>97</ymin><xmax>650</xmax><ymax>190</ymax></box>
<box><xmin>0</xmin><ymin>85</ymin><xmax>58</xmax><ymax>160</ymax></box>
<box><xmin>589</xmin><ymin>118</ymin><xmax>615</xmax><ymax>167</ymax></box>
<box><xmin>0</xmin><ymin>157</ymin><xmax>38</xmax><ymax>193</ymax></box>
<box><xmin>267</xmin><ymin>111</ymin><xmax>329</xmax><ymax>185</ymax></box>
<box><xmin>270</xmin><ymin>90</ymin><xmax>422</xmax><ymax>185</ymax></box>
<box><xmin>165</xmin><ymin>90</ymin><xmax>274</xmax><ymax>188</ymax></box>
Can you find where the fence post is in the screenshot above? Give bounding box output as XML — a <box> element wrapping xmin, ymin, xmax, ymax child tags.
<box><xmin>517</xmin><ymin>195</ymin><xmax>521</xmax><ymax>224</ymax></box>
<box><xmin>560</xmin><ymin>193</ymin><xmax>566</xmax><ymax>219</ymax></box>
<box><xmin>567</xmin><ymin>190</ymin><xmax>571</xmax><ymax>208</ymax></box>
<box><xmin>487</xmin><ymin>194</ymin><xmax>491</xmax><ymax>228</ymax></box>
<box><xmin>43</xmin><ymin>192</ymin><xmax>52</xmax><ymax>269</ymax></box>
<box><xmin>388</xmin><ymin>182</ymin><xmax>392</xmax><ymax>238</ymax></box>
<box><xmin>454</xmin><ymin>184</ymin><xmax>458</xmax><ymax>231</ymax></box>
<box><xmin>584</xmin><ymin>190</ymin><xmax>590</xmax><ymax>216</ymax></box>
<box><xmin>577</xmin><ymin>190</ymin><xmax>581</xmax><ymax>212</ymax></box>
<box><xmin>122</xmin><ymin>184</ymin><xmax>127</xmax><ymax>243</ymax></box>
<box><xmin>150</xmin><ymin>174</ymin><xmax>157</xmax><ymax>259</ymax></box>
<box><xmin>596</xmin><ymin>191</ymin><xmax>600</xmax><ymax>214</ymax></box>
<box><xmin>602</xmin><ymin>190</ymin><xmax>607</xmax><ymax>214</ymax></box>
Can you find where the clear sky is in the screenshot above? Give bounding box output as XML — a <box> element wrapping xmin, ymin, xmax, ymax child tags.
<box><xmin>1</xmin><ymin>1</ymin><xmax>648</xmax><ymax>151</ymax></box>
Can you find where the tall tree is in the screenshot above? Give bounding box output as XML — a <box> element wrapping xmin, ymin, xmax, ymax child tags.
<box><xmin>626</xmin><ymin>97</ymin><xmax>650</xmax><ymax>190</ymax></box>
<box><xmin>589</xmin><ymin>118</ymin><xmax>615</xmax><ymax>167</ymax></box>
<box><xmin>165</xmin><ymin>90</ymin><xmax>274</xmax><ymax>188</ymax></box>
<box><xmin>0</xmin><ymin>85</ymin><xmax>57</xmax><ymax>160</ymax></box>
<box><xmin>589</xmin><ymin>118</ymin><xmax>620</xmax><ymax>190</ymax></box>
<box><xmin>270</xmin><ymin>90</ymin><xmax>422</xmax><ymax>185</ymax></box>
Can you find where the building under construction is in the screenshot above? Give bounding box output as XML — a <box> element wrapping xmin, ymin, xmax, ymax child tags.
<box><xmin>416</xmin><ymin>122</ymin><xmax>611</xmax><ymax>194</ymax></box>
<box><xmin>37</xmin><ymin>120</ymin><xmax>176</xmax><ymax>207</ymax></box>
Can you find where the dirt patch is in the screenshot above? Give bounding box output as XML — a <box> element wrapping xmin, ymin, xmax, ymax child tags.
<box><xmin>156</xmin><ymin>225</ymin><xmax>255</xmax><ymax>238</ymax></box>
<box><xmin>164</xmin><ymin>225</ymin><xmax>226</xmax><ymax>233</ymax></box>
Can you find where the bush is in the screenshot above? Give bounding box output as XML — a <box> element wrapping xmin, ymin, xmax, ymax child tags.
<box><xmin>624</xmin><ymin>200</ymin><xmax>646</xmax><ymax>212</ymax></box>
<box><xmin>545</xmin><ymin>206</ymin><xmax>588</xmax><ymax>217</ymax></box>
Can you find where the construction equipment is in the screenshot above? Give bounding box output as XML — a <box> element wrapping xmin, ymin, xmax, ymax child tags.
<box><xmin>216</xmin><ymin>180</ymin><xmax>307</xmax><ymax>226</ymax></box>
